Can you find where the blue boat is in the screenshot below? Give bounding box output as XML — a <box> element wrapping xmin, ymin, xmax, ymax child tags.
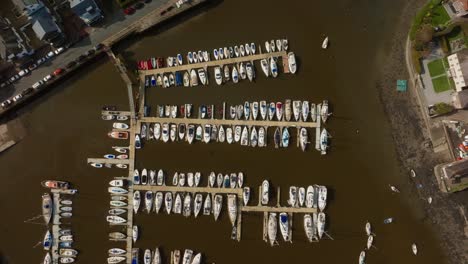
<box><xmin>200</xmin><ymin>105</ymin><xmax>207</xmax><ymax>119</ymax></box>
<box><xmin>175</xmin><ymin>72</ymin><xmax>183</xmax><ymax>86</ymax></box>
<box><xmin>282</xmin><ymin>127</ymin><xmax>290</xmax><ymax>147</ymax></box>
<box><xmin>132</xmin><ymin>248</ymin><xmax>139</xmax><ymax>264</ymax></box>
<box><xmin>59</xmin><ymin>241</ymin><xmax>72</xmax><ymax>248</ymax></box>
<box><xmin>150</xmin><ymin>75</ymin><xmax>156</xmax><ymax>87</ymax></box>
<box><xmin>43</xmin><ymin>230</ymin><xmax>52</xmax><ymax>250</ymax></box>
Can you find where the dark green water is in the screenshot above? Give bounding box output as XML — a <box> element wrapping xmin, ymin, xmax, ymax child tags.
<box><xmin>0</xmin><ymin>0</ymin><xmax>449</xmax><ymax>263</ymax></box>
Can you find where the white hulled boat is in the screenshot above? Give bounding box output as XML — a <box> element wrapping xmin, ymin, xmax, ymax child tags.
<box><xmin>279</xmin><ymin>213</ymin><xmax>290</xmax><ymax>242</ymax></box>
<box><xmin>133</xmin><ymin>191</ymin><xmax>140</xmax><ymax>213</ymax></box>
<box><xmin>243</xmin><ymin>187</ymin><xmax>250</xmax><ymax>206</ymax></box>
<box><xmin>261</xmin><ymin>180</ymin><xmax>269</xmax><ymax>205</ymax></box>
<box><xmin>165</xmin><ymin>192</ymin><xmax>173</xmax><ymax>214</ymax></box>
<box><xmin>213</xmin><ymin>194</ymin><xmax>223</xmax><ymax>221</ymax></box>
<box><xmin>227</xmin><ymin>194</ymin><xmax>237</xmax><ymax>226</ymax></box>
<box><xmin>268</xmin><ymin>213</ymin><xmax>277</xmax><ymax>246</ymax></box>
<box><xmin>155</xmin><ymin>192</ymin><xmax>163</xmax><ymax>213</ymax></box>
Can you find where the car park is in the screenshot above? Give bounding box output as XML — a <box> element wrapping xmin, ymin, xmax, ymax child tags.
<box><xmin>12</xmin><ymin>94</ymin><xmax>23</xmax><ymax>102</ymax></box>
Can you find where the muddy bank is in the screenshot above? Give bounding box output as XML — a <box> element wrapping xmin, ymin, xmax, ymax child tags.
<box><xmin>376</xmin><ymin>0</ymin><xmax>468</xmax><ymax>263</ymax></box>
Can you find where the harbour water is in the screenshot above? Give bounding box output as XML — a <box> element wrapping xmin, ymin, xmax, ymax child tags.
<box><xmin>0</xmin><ymin>0</ymin><xmax>450</xmax><ymax>263</ymax></box>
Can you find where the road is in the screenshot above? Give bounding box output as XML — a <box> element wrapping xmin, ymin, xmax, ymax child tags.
<box><xmin>0</xmin><ymin>0</ymin><xmax>170</xmax><ymax>101</ymax></box>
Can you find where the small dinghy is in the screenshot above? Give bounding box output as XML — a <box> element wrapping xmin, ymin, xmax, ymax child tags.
<box><xmin>268</xmin><ymin>213</ymin><xmax>277</xmax><ymax>246</ymax></box>
<box><xmin>133</xmin><ymin>191</ymin><xmax>141</xmax><ymax>213</ymax></box>
<box><xmin>358</xmin><ymin>251</ymin><xmax>365</xmax><ymax>264</ymax></box>
<box><xmin>213</xmin><ymin>194</ymin><xmax>223</xmax><ymax>221</ymax></box>
<box><xmin>144</xmin><ymin>191</ymin><xmax>153</xmax><ymax>213</ymax></box>
<box><xmin>193</xmin><ymin>193</ymin><xmax>203</xmax><ymax>217</ymax></box>
<box><xmin>367</xmin><ymin>235</ymin><xmax>374</xmax><ymax>250</ymax></box>
<box><xmin>322</xmin><ymin>36</ymin><xmax>329</xmax><ymax>49</ymax></box>
<box><xmin>183</xmin><ymin>193</ymin><xmax>192</xmax><ymax>217</ymax></box>
<box><xmin>203</xmin><ymin>193</ymin><xmax>212</xmax><ymax>215</ymax></box>
<box><xmin>261</xmin><ymin>180</ymin><xmax>269</xmax><ymax>205</ymax></box>
<box><xmin>412</xmin><ymin>243</ymin><xmax>418</xmax><ymax>255</ymax></box>
<box><xmin>165</xmin><ymin>192</ymin><xmax>173</xmax><ymax>214</ymax></box>
<box><xmin>243</xmin><ymin>187</ymin><xmax>250</xmax><ymax>206</ymax></box>
<box><xmin>304</xmin><ymin>214</ymin><xmax>314</xmax><ymax>242</ymax></box>
<box><xmin>279</xmin><ymin>212</ymin><xmax>290</xmax><ymax>242</ymax></box>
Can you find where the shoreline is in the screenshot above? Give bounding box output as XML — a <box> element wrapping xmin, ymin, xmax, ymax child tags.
<box><xmin>378</xmin><ymin>0</ymin><xmax>467</xmax><ymax>263</ymax></box>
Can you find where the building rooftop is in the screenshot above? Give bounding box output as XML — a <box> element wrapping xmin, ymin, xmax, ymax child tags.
<box><xmin>447</xmin><ymin>49</ymin><xmax>468</xmax><ymax>92</ymax></box>
<box><xmin>25</xmin><ymin>2</ymin><xmax>62</xmax><ymax>42</ymax></box>
<box><xmin>69</xmin><ymin>0</ymin><xmax>103</xmax><ymax>25</ymax></box>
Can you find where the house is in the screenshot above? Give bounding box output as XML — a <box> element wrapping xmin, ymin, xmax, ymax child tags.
<box><xmin>448</xmin><ymin>0</ymin><xmax>468</xmax><ymax>17</ymax></box>
<box><xmin>447</xmin><ymin>49</ymin><xmax>468</xmax><ymax>92</ymax></box>
<box><xmin>24</xmin><ymin>2</ymin><xmax>63</xmax><ymax>44</ymax></box>
<box><xmin>69</xmin><ymin>0</ymin><xmax>103</xmax><ymax>26</ymax></box>
<box><xmin>0</xmin><ymin>17</ymin><xmax>34</xmax><ymax>62</ymax></box>
<box><xmin>439</xmin><ymin>158</ymin><xmax>468</xmax><ymax>192</ymax></box>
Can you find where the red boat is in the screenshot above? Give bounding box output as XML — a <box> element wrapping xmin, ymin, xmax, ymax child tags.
<box><xmin>180</xmin><ymin>105</ymin><xmax>185</xmax><ymax>117</ymax></box>
<box><xmin>41</xmin><ymin>180</ymin><xmax>70</xmax><ymax>189</ymax></box>
<box><xmin>156</xmin><ymin>57</ymin><xmax>164</xmax><ymax>68</ymax></box>
<box><xmin>146</xmin><ymin>59</ymin><xmax>153</xmax><ymax>70</ymax></box>
<box><xmin>108</xmin><ymin>131</ymin><xmax>129</xmax><ymax>139</ymax></box>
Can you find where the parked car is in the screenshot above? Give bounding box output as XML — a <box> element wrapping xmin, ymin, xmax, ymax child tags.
<box><xmin>28</xmin><ymin>63</ymin><xmax>37</xmax><ymax>71</ymax></box>
<box><xmin>9</xmin><ymin>75</ymin><xmax>19</xmax><ymax>83</ymax></box>
<box><xmin>53</xmin><ymin>68</ymin><xmax>64</xmax><ymax>76</ymax></box>
<box><xmin>18</xmin><ymin>69</ymin><xmax>29</xmax><ymax>77</ymax></box>
<box><xmin>46</xmin><ymin>51</ymin><xmax>55</xmax><ymax>59</ymax></box>
<box><xmin>32</xmin><ymin>80</ymin><xmax>44</xmax><ymax>89</ymax></box>
<box><xmin>54</xmin><ymin>47</ymin><xmax>65</xmax><ymax>55</ymax></box>
<box><xmin>94</xmin><ymin>43</ymin><xmax>104</xmax><ymax>50</ymax></box>
<box><xmin>0</xmin><ymin>82</ymin><xmax>8</xmax><ymax>88</ymax></box>
<box><xmin>1</xmin><ymin>100</ymin><xmax>12</xmax><ymax>109</ymax></box>
<box><xmin>66</xmin><ymin>61</ymin><xmax>76</xmax><ymax>69</ymax></box>
<box><xmin>36</xmin><ymin>57</ymin><xmax>47</xmax><ymax>65</ymax></box>
<box><xmin>124</xmin><ymin>7</ymin><xmax>135</xmax><ymax>15</ymax></box>
<box><xmin>43</xmin><ymin>74</ymin><xmax>53</xmax><ymax>82</ymax></box>
<box><xmin>22</xmin><ymin>88</ymin><xmax>34</xmax><ymax>95</ymax></box>
<box><xmin>12</xmin><ymin>94</ymin><xmax>23</xmax><ymax>102</ymax></box>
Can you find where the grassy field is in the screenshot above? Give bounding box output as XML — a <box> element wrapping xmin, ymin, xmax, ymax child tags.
<box><xmin>428</xmin><ymin>59</ymin><xmax>446</xmax><ymax>77</ymax></box>
<box><xmin>432</xmin><ymin>75</ymin><xmax>452</xmax><ymax>93</ymax></box>
<box><xmin>446</xmin><ymin>26</ymin><xmax>464</xmax><ymax>42</ymax></box>
<box><xmin>431</xmin><ymin>4</ymin><xmax>451</xmax><ymax>27</ymax></box>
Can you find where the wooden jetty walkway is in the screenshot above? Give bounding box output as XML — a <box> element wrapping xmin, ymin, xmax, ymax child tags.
<box><xmin>139</xmin><ymin>116</ymin><xmax>319</xmax><ymax>128</ymax></box>
<box><xmin>133</xmin><ymin>185</ymin><xmax>243</xmax><ymax>195</ymax></box>
<box><xmin>87</xmin><ymin>158</ymin><xmax>130</xmax><ymax>165</ymax></box>
<box><xmin>138</xmin><ymin>51</ymin><xmax>287</xmax><ymax>77</ymax></box>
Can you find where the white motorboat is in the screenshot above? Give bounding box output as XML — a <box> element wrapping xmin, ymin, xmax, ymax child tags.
<box><xmin>143</xmin><ymin>249</ymin><xmax>151</xmax><ymax>264</ymax></box>
<box><xmin>301</xmin><ymin>101</ymin><xmax>310</xmax><ymax>121</ymax></box>
<box><xmin>234</xmin><ymin>46</ymin><xmax>240</xmax><ymax>57</ymax></box>
<box><xmin>243</xmin><ymin>187</ymin><xmax>250</xmax><ymax>206</ymax></box>
<box><xmin>322</xmin><ymin>36</ymin><xmax>329</xmax><ymax>49</ymax></box>
<box><xmin>193</xmin><ymin>51</ymin><xmax>199</xmax><ymax>63</ymax></box>
<box><xmin>304</xmin><ymin>214</ymin><xmax>314</xmax><ymax>242</ymax></box>
<box><xmin>288</xmin><ymin>186</ymin><xmax>297</xmax><ymax>207</ymax></box>
<box><xmin>250</xmin><ymin>126</ymin><xmax>258</xmax><ymax>147</ymax></box>
<box><xmin>154</xmin><ymin>123</ymin><xmax>161</xmax><ymax>140</ymax></box>
<box><xmin>229</xmin><ymin>173</ymin><xmax>237</xmax><ymax>188</ymax></box>
<box><xmin>229</xmin><ymin>46</ymin><xmax>234</xmax><ymax>58</ymax></box>
<box><xmin>197</xmin><ymin>50</ymin><xmax>203</xmax><ymax>62</ymax></box>
<box><xmin>213</xmin><ymin>48</ymin><xmax>219</xmax><ymax>60</ymax></box>
<box><xmin>260</xmin><ymin>58</ymin><xmax>269</xmax><ymax>77</ymax></box>
<box><xmin>412</xmin><ymin>243</ymin><xmax>418</xmax><ymax>255</ymax></box>
<box><xmin>172</xmin><ymin>172</ymin><xmax>179</xmax><ymax>186</ymax></box>
<box><xmin>244</xmin><ymin>102</ymin><xmax>251</xmax><ymax>119</ymax></box>
<box><xmin>223</xmin><ymin>174</ymin><xmax>230</xmax><ymax>188</ymax></box>
<box><xmin>162</xmin><ymin>123</ymin><xmax>169</xmax><ymax>143</ymax></box>
<box><xmin>177</xmin><ymin>53</ymin><xmax>183</xmax><ymax>65</ymax></box>
<box><xmin>310</xmin><ymin>103</ymin><xmax>317</xmax><ymax>122</ymax></box>
<box><xmin>213</xmin><ymin>194</ymin><xmax>223</xmax><ymax>221</ymax></box>
<box><xmin>155</xmin><ymin>192</ymin><xmax>163</xmax><ymax>213</ymax></box>
<box><xmin>389</xmin><ymin>185</ymin><xmax>400</xmax><ymax>193</ymax></box>
<box><xmin>237</xmin><ymin>172</ymin><xmax>244</xmax><ymax>187</ymax></box>
<box><xmin>245</xmin><ymin>43</ymin><xmax>251</xmax><ymax>55</ymax></box>
<box><xmin>193</xmin><ymin>193</ymin><xmax>203</xmax><ymax>217</ymax></box>
<box><xmin>359</xmin><ymin>251</ymin><xmax>365</xmax><ymax>264</ymax></box>
<box><xmin>208</xmin><ymin>172</ymin><xmax>216</xmax><ymax>187</ymax></box>
<box><xmin>234</xmin><ymin>126</ymin><xmax>242</xmax><ymax>142</ymax></box>
<box><xmin>194</xmin><ymin>172</ymin><xmax>201</xmax><ymax>187</ymax></box>
<box><xmin>223</xmin><ymin>47</ymin><xmax>229</xmax><ymax>58</ymax></box>
<box><xmin>203</xmin><ymin>193</ymin><xmax>212</xmax><ymax>215</ymax></box>
<box><xmin>107</xmin><ymin>215</ymin><xmax>126</xmax><ymax>224</ymax></box>
<box><xmin>223</xmin><ymin>65</ymin><xmax>230</xmax><ymax>82</ymax></box>
<box><xmin>157</xmin><ymin>169</ymin><xmax>164</xmax><ymax>186</ymax></box>
<box><xmin>218</xmin><ymin>47</ymin><xmax>224</xmax><ymax>59</ymax></box>
<box><xmin>279</xmin><ymin>213</ymin><xmax>290</xmax><ymax>242</ymax></box>
<box><xmin>109</xmin><ymin>180</ymin><xmax>124</xmax><ymax>187</ymax></box>
<box><xmin>195</xmin><ymin>125</ymin><xmax>203</xmax><ymax>141</ymax></box>
<box><xmin>318</xmin><ymin>185</ymin><xmax>327</xmax><ymax>211</ymax></box>
<box><xmin>144</xmin><ymin>191</ymin><xmax>153</xmax><ymax>213</ymax></box>
<box><xmin>179</xmin><ymin>173</ymin><xmax>186</xmax><ymax>186</ymax></box>
<box><xmin>183</xmin><ymin>71</ymin><xmax>190</xmax><ymax>87</ymax></box>
<box><xmin>214</xmin><ymin>66</ymin><xmax>222</xmax><ymax>85</ymax></box>
<box><xmin>236</xmin><ymin>105</ymin><xmax>243</xmax><ymax>119</ymax></box>
<box><xmin>321</xmin><ymin>100</ymin><xmax>329</xmax><ymax>122</ymax></box>
<box><xmin>178</xmin><ymin>123</ymin><xmax>186</xmax><ymax>141</ymax></box>
<box><xmin>252</xmin><ymin>101</ymin><xmax>259</xmax><ymax>120</ymax></box>
<box><xmin>240</xmin><ymin>44</ymin><xmax>245</xmax><ymax>56</ymax></box>
<box><xmin>227</xmin><ymin>194</ymin><xmax>237</xmax><ymax>226</ymax></box>
<box><xmin>250</xmin><ymin>43</ymin><xmax>256</xmax><ymax>54</ymax></box>
<box><xmin>258</xmin><ymin>127</ymin><xmax>265</xmax><ymax>147</ymax></box>
<box><xmin>108</xmin><ymin>187</ymin><xmax>128</xmax><ymax>194</ymax></box>
<box><xmin>268</xmin><ymin>213</ymin><xmax>277</xmax><ymax>246</ymax></box>
<box><xmin>191</xmin><ymin>253</ymin><xmax>202</xmax><ymax>264</ymax></box>
<box><xmin>149</xmin><ymin>170</ymin><xmax>156</xmax><ymax>185</ymax></box>
<box><xmin>298</xmin><ymin>187</ymin><xmax>305</xmax><ymax>207</ymax></box>
<box><xmin>270</xmin><ymin>57</ymin><xmax>278</xmax><ymax>77</ymax></box>
<box><xmin>187</xmin><ymin>172</ymin><xmax>194</xmax><ymax>187</ymax></box>
<box><xmin>197</xmin><ymin>68</ymin><xmax>207</xmax><ymax>85</ymax></box>
<box><xmin>203</xmin><ymin>51</ymin><xmax>209</xmax><ymax>62</ymax></box>
<box><xmin>113</xmin><ymin>122</ymin><xmax>129</xmax><ymax>130</ymax></box>
<box><xmin>284</xmin><ymin>99</ymin><xmax>292</xmax><ymax>121</ymax></box>
<box><xmin>216</xmin><ymin>173</ymin><xmax>223</xmax><ymax>188</ymax></box>
<box><xmin>190</xmin><ymin>69</ymin><xmax>198</xmax><ymax>87</ymax></box>
<box><xmin>153</xmin><ymin>248</ymin><xmax>161</xmax><ymax>264</ymax></box>
<box><xmin>283</xmin><ymin>38</ymin><xmax>289</xmax><ymax>50</ymax></box>
<box><xmin>320</xmin><ymin>128</ymin><xmax>328</xmax><ymax>154</ymax></box>
<box><xmin>317</xmin><ymin>212</ymin><xmax>326</xmax><ymax>239</ymax></box>
<box><xmin>246</xmin><ymin>62</ymin><xmax>255</xmax><ymax>81</ymax></box>
<box><xmin>170</xmin><ymin>123</ymin><xmax>177</xmax><ymax>142</ymax></box>
<box><xmin>169</xmin><ymin>73</ymin><xmax>175</xmax><ymax>86</ymax></box>
<box><xmin>365</xmin><ymin>221</ymin><xmax>372</xmax><ymax>236</ymax></box>
<box><xmin>203</xmin><ymin>124</ymin><xmax>211</xmax><ymax>143</ymax></box>
<box><xmin>292</xmin><ymin>100</ymin><xmax>301</xmax><ymax>121</ymax></box>
<box><xmin>239</xmin><ymin>62</ymin><xmax>247</xmax><ymax>80</ymax></box>
<box><xmin>183</xmin><ymin>193</ymin><xmax>192</xmax><ymax>217</ymax></box>
<box><xmin>173</xmin><ymin>250</ymin><xmax>181</xmax><ymax>264</ymax></box>
<box><xmin>261</xmin><ymin>180</ymin><xmax>269</xmax><ymax>205</ymax></box>
<box><xmin>141</xmin><ymin>168</ymin><xmax>148</xmax><ymax>185</ymax></box>
<box><xmin>108</xmin><ymin>256</ymin><xmax>125</xmax><ymax>264</ymax></box>
<box><xmin>109</xmin><ymin>248</ymin><xmax>126</xmax><ymax>256</ymax></box>
<box><xmin>270</xmin><ymin>39</ymin><xmax>276</xmax><ymax>52</ymax></box>
<box><xmin>165</xmin><ymin>192</ymin><xmax>173</xmax><ymax>214</ymax></box>
<box><xmin>299</xmin><ymin>127</ymin><xmax>308</xmax><ymax>152</ymax></box>
<box><xmin>264</xmin><ymin>40</ymin><xmax>271</xmax><ymax>53</ymax></box>
<box><xmin>44</xmin><ymin>253</ymin><xmax>52</xmax><ymax>264</ymax></box>
<box><xmin>163</xmin><ymin>75</ymin><xmax>170</xmax><ymax>88</ymax></box>
<box><xmin>282</xmin><ymin>127</ymin><xmax>290</xmax><ymax>148</ymax></box>
<box><xmin>367</xmin><ymin>235</ymin><xmax>374</xmax><ymax>250</ymax></box>
<box><xmin>174</xmin><ymin>193</ymin><xmax>182</xmax><ymax>214</ymax></box>
<box><xmin>187</xmin><ymin>124</ymin><xmax>195</xmax><ymax>144</ymax></box>
<box><xmin>287</xmin><ymin>52</ymin><xmax>297</xmax><ymax>74</ymax></box>
<box><xmin>218</xmin><ymin>125</ymin><xmax>225</xmax><ymax>142</ymax></box>
<box><xmin>232</xmin><ymin>65</ymin><xmax>239</xmax><ymax>83</ymax></box>
<box><xmin>43</xmin><ymin>230</ymin><xmax>52</xmax><ymax>250</ymax></box>
<box><xmin>182</xmin><ymin>249</ymin><xmax>193</xmax><ymax>264</ymax></box>
<box><xmin>110</xmin><ymin>201</ymin><xmax>126</xmax><ymax>207</ymax></box>
<box><xmin>133</xmin><ymin>191</ymin><xmax>141</xmax><ymax>213</ymax></box>
<box><xmin>240</xmin><ymin>126</ymin><xmax>249</xmax><ymax>146</ymax></box>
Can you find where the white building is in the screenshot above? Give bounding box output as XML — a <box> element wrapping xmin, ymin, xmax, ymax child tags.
<box><xmin>447</xmin><ymin>50</ymin><xmax>468</xmax><ymax>92</ymax></box>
